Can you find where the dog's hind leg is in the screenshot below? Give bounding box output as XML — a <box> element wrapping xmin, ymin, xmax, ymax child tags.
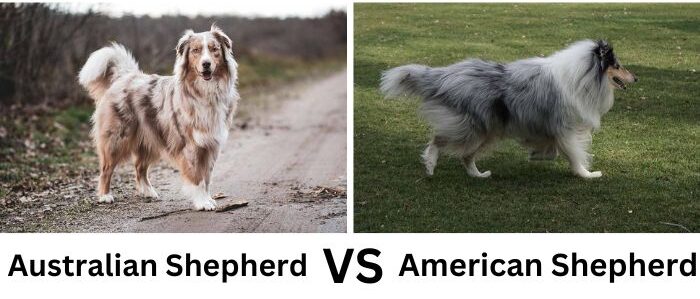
<box><xmin>460</xmin><ymin>136</ymin><xmax>492</xmax><ymax>178</ymax></box>
<box><xmin>96</xmin><ymin>137</ymin><xmax>127</xmax><ymax>203</ymax></box>
<box><xmin>461</xmin><ymin>155</ymin><xmax>491</xmax><ymax>178</ymax></box>
<box><xmin>421</xmin><ymin>143</ymin><xmax>439</xmax><ymax>176</ymax></box>
<box><xmin>421</xmin><ymin>136</ymin><xmax>445</xmax><ymax>176</ymax></box>
<box><xmin>556</xmin><ymin>131</ymin><xmax>601</xmax><ymax>178</ymax></box>
<box><xmin>97</xmin><ymin>156</ymin><xmax>116</xmax><ymax>203</ymax></box>
<box><xmin>134</xmin><ymin>147</ymin><xmax>160</xmax><ymax>199</ymax></box>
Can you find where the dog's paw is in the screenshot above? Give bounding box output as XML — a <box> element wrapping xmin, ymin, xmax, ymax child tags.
<box><xmin>97</xmin><ymin>194</ymin><xmax>115</xmax><ymax>203</ymax></box>
<box><xmin>138</xmin><ymin>185</ymin><xmax>160</xmax><ymax>199</ymax></box>
<box><xmin>585</xmin><ymin>171</ymin><xmax>603</xmax><ymax>178</ymax></box>
<box><xmin>423</xmin><ymin>160</ymin><xmax>436</xmax><ymax>176</ymax></box>
<box><xmin>468</xmin><ymin>170</ymin><xmax>492</xmax><ymax>178</ymax></box>
<box><xmin>193</xmin><ymin>197</ymin><xmax>217</xmax><ymax>211</ymax></box>
<box><xmin>577</xmin><ymin>170</ymin><xmax>603</xmax><ymax>179</ymax></box>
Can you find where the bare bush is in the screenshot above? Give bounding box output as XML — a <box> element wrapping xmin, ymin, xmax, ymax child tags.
<box><xmin>0</xmin><ymin>3</ymin><xmax>346</xmax><ymax>107</ymax></box>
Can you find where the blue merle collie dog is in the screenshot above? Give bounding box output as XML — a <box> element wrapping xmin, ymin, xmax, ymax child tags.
<box><xmin>380</xmin><ymin>40</ymin><xmax>636</xmax><ymax>179</ymax></box>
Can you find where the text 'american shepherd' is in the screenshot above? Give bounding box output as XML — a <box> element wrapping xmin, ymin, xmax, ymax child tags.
<box><xmin>78</xmin><ymin>25</ymin><xmax>239</xmax><ymax>210</ymax></box>
<box><xmin>381</xmin><ymin>40</ymin><xmax>636</xmax><ymax>179</ymax></box>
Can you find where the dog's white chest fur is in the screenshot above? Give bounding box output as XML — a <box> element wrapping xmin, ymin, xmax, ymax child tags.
<box><xmin>188</xmin><ymin>98</ymin><xmax>231</xmax><ymax>149</ymax></box>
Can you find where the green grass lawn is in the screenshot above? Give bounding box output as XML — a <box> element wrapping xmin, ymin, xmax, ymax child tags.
<box><xmin>354</xmin><ymin>3</ymin><xmax>699</xmax><ymax>233</ymax></box>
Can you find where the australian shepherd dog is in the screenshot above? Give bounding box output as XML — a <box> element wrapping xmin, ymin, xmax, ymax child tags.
<box><xmin>380</xmin><ymin>40</ymin><xmax>636</xmax><ymax>179</ymax></box>
<box><xmin>78</xmin><ymin>25</ymin><xmax>239</xmax><ymax>210</ymax></box>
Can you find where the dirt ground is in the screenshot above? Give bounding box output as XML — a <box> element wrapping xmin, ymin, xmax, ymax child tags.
<box><xmin>0</xmin><ymin>70</ymin><xmax>347</xmax><ymax>233</ymax></box>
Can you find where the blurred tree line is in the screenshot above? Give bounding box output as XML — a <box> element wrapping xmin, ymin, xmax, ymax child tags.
<box><xmin>0</xmin><ymin>3</ymin><xmax>346</xmax><ymax>107</ymax></box>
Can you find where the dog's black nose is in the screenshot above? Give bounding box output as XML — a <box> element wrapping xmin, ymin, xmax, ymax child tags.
<box><xmin>634</xmin><ymin>76</ymin><xmax>638</xmax><ymax>82</ymax></box>
<box><xmin>202</xmin><ymin>62</ymin><xmax>211</xmax><ymax>69</ymax></box>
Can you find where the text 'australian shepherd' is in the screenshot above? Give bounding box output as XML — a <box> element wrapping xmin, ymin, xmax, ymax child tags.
<box><xmin>381</xmin><ymin>40</ymin><xmax>636</xmax><ymax>179</ymax></box>
<box><xmin>78</xmin><ymin>25</ymin><xmax>239</xmax><ymax>210</ymax></box>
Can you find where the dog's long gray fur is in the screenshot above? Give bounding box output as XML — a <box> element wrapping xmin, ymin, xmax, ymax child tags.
<box><xmin>380</xmin><ymin>39</ymin><xmax>635</xmax><ymax>179</ymax></box>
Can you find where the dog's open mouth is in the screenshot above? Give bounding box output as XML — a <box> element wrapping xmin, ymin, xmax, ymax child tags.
<box><xmin>201</xmin><ymin>71</ymin><xmax>213</xmax><ymax>81</ymax></box>
<box><xmin>612</xmin><ymin>77</ymin><xmax>626</xmax><ymax>90</ymax></box>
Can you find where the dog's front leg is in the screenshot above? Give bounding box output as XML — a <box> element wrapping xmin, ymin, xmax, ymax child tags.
<box><xmin>556</xmin><ymin>132</ymin><xmax>601</xmax><ymax>179</ymax></box>
<box><xmin>179</xmin><ymin>147</ymin><xmax>217</xmax><ymax>211</ymax></box>
<box><xmin>528</xmin><ymin>144</ymin><xmax>558</xmax><ymax>161</ymax></box>
<box><xmin>182</xmin><ymin>179</ymin><xmax>216</xmax><ymax>211</ymax></box>
<box><xmin>204</xmin><ymin>150</ymin><xmax>219</xmax><ymax>193</ymax></box>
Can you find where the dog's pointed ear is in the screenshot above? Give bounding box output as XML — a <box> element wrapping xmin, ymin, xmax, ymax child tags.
<box><xmin>176</xmin><ymin>30</ymin><xmax>195</xmax><ymax>56</ymax></box>
<box><xmin>211</xmin><ymin>24</ymin><xmax>232</xmax><ymax>50</ymax></box>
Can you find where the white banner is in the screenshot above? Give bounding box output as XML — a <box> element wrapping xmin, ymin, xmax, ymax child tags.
<box><xmin>1</xmin><ymin>234</ymin><xmax>697</xmax><ymax>298</ymax></box>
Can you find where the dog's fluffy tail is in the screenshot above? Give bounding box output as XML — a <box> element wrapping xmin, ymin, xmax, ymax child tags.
<box><xmin>380</xmin><ymin>64</ymin><xmax>431</xmax><ymax>98</ymax></box>
<box><xmin>78</xmin><ymin>43</ymin><xmax>139</xmax><ymax>101</ymax></box>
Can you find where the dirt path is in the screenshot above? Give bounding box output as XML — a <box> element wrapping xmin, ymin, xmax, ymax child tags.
<box><xmin>1</xmin><ymin>70</ymin><xmax>347</xmax><ymax>233</ymax></box>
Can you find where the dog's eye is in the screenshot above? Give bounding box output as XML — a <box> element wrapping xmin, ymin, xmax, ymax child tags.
<box><xmin>191</xmin><ymin>48</ymin><xmax>201</xmax><ymax>54</ymax></box>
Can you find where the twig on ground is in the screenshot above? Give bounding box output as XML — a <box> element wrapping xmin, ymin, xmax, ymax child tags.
<box><xmin>139</xmin><ymin>208</ymin><xmax>190</xmax><ymax>221</ymax></box>
<box><xmin>659</xmin><ymin>222</ymin><xmax>692</xmax><ymax>233</ymax></box>
<box><xmin>215</xmin><ymin>200</ymin><xmax>249</xmax><ymax>213</ymax></box>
